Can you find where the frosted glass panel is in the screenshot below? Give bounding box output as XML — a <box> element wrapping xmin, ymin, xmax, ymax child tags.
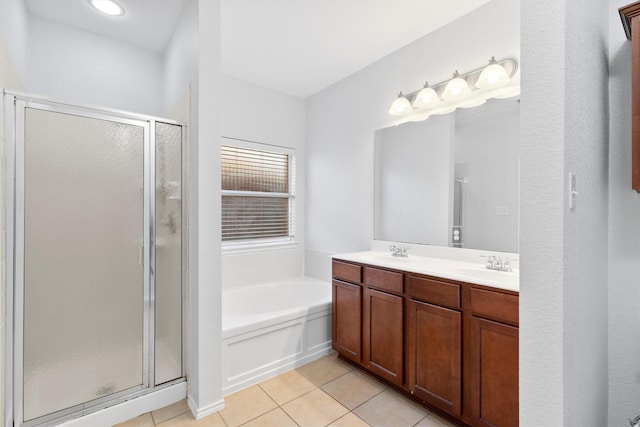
<box><xmin>23</xmin><ymin>109</ymin><xmax>145</xmax><ymax>421</ymax></box>
<box><xmin>154</xmin><ymin>122</ymin><xmax>183</xmax><ymax>384</ymax></box>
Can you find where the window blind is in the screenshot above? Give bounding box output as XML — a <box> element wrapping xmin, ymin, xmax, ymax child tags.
<box><xmin>221</xmin><ymin>145</ymin><xmax>293</xmax><ymax>242</ymax></box>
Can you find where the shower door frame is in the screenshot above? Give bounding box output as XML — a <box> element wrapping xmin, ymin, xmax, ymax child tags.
<box><xmin>2</xmin><ymin>91</ymin><xmax>188</xmax><ymax>427</ymax></box>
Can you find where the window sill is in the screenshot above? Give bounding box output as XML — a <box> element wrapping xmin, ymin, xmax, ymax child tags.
<box><xmin>222</xmin><ymin>239</ymin><xmax>299</xmax><ymax>255</ymax></box>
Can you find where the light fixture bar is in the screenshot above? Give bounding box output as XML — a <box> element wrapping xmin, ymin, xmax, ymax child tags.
<box><xmin>387</xmin><ymin>57</ymin><xmax>519</xmax><ymax>124</ymax></box>
<box><xmin>404</xmin><ymin>58</ymin><xmax>517</xmax><ymax>102</ymax></box>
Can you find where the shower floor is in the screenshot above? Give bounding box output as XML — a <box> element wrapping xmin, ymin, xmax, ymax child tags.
<box><xmin>24</xmin><ymin>342</ymin><xmax>180</xmax><ymax>422</ymax></box>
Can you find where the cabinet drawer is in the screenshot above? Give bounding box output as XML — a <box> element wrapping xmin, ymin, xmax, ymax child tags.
<box><xmin>408</xmin><ymin>275</ymin><xmax>460</xmax><ymax>309</ymax></box>
<box><xmin>333</xmin><ymin>260</ymin><xmax>362</xmax><ymax>284</ymax></box>
<box><xmin>363</xmin><ymin>266</ymin><xmax>403</xmax><ymax>294</ymax></box>
<box><xmin>470</xmin><ymin>287</ymin><xmax>519</xmax><ymax>325</ymax></box>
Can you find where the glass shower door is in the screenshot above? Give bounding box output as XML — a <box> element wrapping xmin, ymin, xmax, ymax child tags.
<box><xmin>20</xmin><ymin>106</ymin><xmax>148</xmax><ymax>423</ymax></box>
<box><xmin>154</xmin><ymin>122</ymin><xmax>183</xmax><ymax>385</ymax></box>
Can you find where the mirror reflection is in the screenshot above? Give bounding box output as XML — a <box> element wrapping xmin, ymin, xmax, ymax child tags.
<box><xmin>374</xmin><ymin>97</ymin><xmax>519</xmax><ymax>253</ymax></box>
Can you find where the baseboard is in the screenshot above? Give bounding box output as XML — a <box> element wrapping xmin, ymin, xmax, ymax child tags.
<box><xmin>187</xmin><ymin>394</ymin><xmax>225</xmax><ymax>420</ymax></box>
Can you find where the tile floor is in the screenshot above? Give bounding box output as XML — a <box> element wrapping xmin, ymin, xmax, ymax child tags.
<box><xmin>115</xmin><ymin>353</ymin><xmax>460</xmax><ymax>427</ymax></box>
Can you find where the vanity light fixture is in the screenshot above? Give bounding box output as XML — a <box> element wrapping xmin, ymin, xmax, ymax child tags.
<box><xmin>476</xmin><ymin>57</ymin><xmax>509</xmax><ymax>88</ymax></box>
<box><xmin>441</xmin><ymin>71</ymin><xmax>471</xmax><ymax>100</ymax></box>
<box><xmin>88</xmin><ymin>0</ymin><xmax>125</xmax><ymax>17</ymax></box>
<box><xmin>458</xmin><ymin>97</ymin><xmax>487</xmax><ymax>109</ymax></box>
<box><xmin>388</xmin><ymin>57</ymin><xmax>519</xmax><ymax>124</ymax></box>
<box><xmin>388</xmin><ymin>92</ymin><xmax>413</xmax><ymax>116</ymax></box>
<box><xmin>412</xmin><ymin>82</ymin><xmax>440</xmax><ymax>109</ymax></box>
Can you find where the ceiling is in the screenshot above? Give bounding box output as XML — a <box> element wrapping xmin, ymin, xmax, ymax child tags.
<box><xmin>25</xmin><ymin>0</ymin><xmax>491</xmax><ymax>98</ymax></box>
<box><xmin>24</xmin><ymin>0</ymin><xmax>191</xmax><ymax>53</ymax></box>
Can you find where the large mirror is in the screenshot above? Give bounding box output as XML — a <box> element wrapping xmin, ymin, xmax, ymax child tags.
<box><xmin>374</xmin><ymin>97</ymin><xmax>519</xmax><ymax>253</ymax></box>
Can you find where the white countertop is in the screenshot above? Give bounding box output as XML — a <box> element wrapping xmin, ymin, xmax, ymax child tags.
<box><xmin>333</xmin><ymin>251</ymin><xmax>519</xmax><ymax>293</ymax></box>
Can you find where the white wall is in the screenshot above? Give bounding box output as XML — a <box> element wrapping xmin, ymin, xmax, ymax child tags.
<box><xmin>305</xmin><ymin>0</ymin><xmax>520</xmax><ymax>281</ymax></box>
<box><xmin>562</xmin><ymin>0</ymin><xmax>609</xmax><ymax>423</ymax></box>
<box><xmin>608</xmin><ymin>1</ymin><xmax>640</xmax><ymax>425</ymax></box>
<box><xmin>520</xmin><ymin>0</ymin><xmax>609</xmax><ymax>425</ymax></box>
<box><xmin>27</xmin><ymin>15</ymin><xmax>164</xmax><ymax>116</ymax></box>
<box><xmin>0</xmin><ymin>0</ymin><xmax>29</xmax><ymax>83</ymax></box>
<box><xmin>220</xmin><ymin>75</ymin><xmax>306</xmax><ymax>288</ymax></box>
<box><xmin>0</xmin><ymin>1</ymin><xmax>28</xmax><ymax>423</ymax></box>
<box><xmin>163</xmin><ymin>0</ymin><xmax>224</xmax><ymax>417</ymax></box>
<box><xmin>163</xmin><ymin>1</ymin><xmax>198</xmax><ymax>117</ymax></box>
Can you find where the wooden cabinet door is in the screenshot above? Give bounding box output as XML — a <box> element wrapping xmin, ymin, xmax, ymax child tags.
<box><xmin>407</xmin><ymin>299</ymin><xmax>461</xmax><ymax>416</ymax></box>
<box><xmin>363</xmin><ymin>287</ymin><xmax>403</xmax><ymax>386</ymax></box>
<box><xmin>332</xmin><ymin>280</ymin><xmax>362</xmax><ymax>363</ymax></box>
<box><xmin>471</xmin><ymin>317</ymin><xmax>519</xmax><ymax>427</ymax></box>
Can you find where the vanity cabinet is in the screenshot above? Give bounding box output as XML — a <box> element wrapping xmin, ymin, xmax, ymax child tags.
<box><xmin>332</xmin><ymin>258</ymin><xmax>519</xmax><ymax>427</ymax></box>
<box><xmin>362</xmin><ymin>266</ymin><xmax>404</xmax><ymax>386</ymax></box>
<box><xmin>407</xmin><ymin>275</ymin><xmax>462</xmax><ymax>416</ymax></box>
<box><xmin>332</xmin><ymin>261</ymin><xmax>362</xmax><ymax>363</ymax></box>
<box><xmin>469</xmin><ymin>288</ymin><xmax>519</xmax><ymax>427</ymax></box>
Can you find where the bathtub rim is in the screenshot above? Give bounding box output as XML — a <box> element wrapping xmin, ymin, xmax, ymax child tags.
<box><xmin>221</xmin><ymin>276</ymin><xmax>332</xmax><ymax>339</ymax></box>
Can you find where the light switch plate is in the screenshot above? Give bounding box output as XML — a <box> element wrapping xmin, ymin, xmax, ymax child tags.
<box><xmin>569</xmin><ymin>173</ymin><xmax>577</xmax><ymax>210</ymax></box>
<box><xmin>495</xmin><ymin>206</ymin><xmax>510</xmax><ymax>216</ymax></box>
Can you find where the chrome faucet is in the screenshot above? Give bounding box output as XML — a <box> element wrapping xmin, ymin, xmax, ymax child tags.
<box><xmin>389</xmin><ymin>244</ymin><xmax>409</xmax><ymax>258</ymax></box>
<box><xmin>483</xmin><ymin>255</ymin><xmax>512</xmax><ymax>272</ymax></box>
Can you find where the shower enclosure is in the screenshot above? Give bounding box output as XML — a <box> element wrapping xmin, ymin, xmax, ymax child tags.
<box><xmin>3</xmin><ymin>92</ymin><xmax>186</xmax><ymax>427</ymax></box>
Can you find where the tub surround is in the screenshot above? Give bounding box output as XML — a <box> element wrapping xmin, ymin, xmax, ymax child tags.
<box><xmin>221</xmin><ymin>277</ymin><xmax>332</xmax><ymax>395</ymax></box>
<box><xmin>331</xmin><ymin>251</ymin><xmax>519</xmax><ymax>427</ymax></box>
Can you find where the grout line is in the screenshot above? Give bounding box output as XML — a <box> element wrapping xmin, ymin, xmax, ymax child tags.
<box><xmin>139</xmin><ymin>353</ymin><xmax>456</xmax><ymax>427</ymax></box>
<box><xmin>218</xmin><ymin>410</ymin><xmax>230</xmax><ymax>427</ymax></box>
<box><xmin>411</xmin><ymin>414</ymin><xmax>429</xmax><ymax>427</ymax></box>
<box><xmin>257</xmin><ymin>379</ymin><xmax>316</xmax><ymax>407</ymax></box>
<box><xmin>281</xmin><ymin>407</ymin><xmax>301</xmax><ymax>427</ymax></box>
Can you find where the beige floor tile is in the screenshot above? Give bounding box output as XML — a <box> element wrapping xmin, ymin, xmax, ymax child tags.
<box><xmin>383</xmin><ymin>387</ymin><xmax>432</xmax><ymax>413</ymax></box>
<box><xmin>156</xmin><ymin>412</ymin><xmax>226</xmax><ymax>427</ymax></box>
<box><xmin>296</xmin><ymin>356</ymin><xmax>350</xmax><ymax>386</ymax></box>
<box><xmin>259</xmin><ymin>369</ymin><xmax>316</xmax><ymax>405</ymax></box>
<box><xmin>328</xmin><ymin>412</ymin><xmax>371</xmax><ymax>427</ymax></box>
<box><xmin>415</xmin><ymin>416</ymin><xmax>444</xmax><ymax>427</ymax></box>
<box><xmin>325</xmin><ymin>352</ymin><xmax>356</xmax><ymax>372</ymax></box>
<box><xmin>322</xmin><ymin>372</ymin><xmax>384</xmax><ymax>410</ymax></box>
<box><xmin>351</xmin><ymin>369</ymin><xmax>389</xmax><ymax>391</ymax></box>
<box><xmin>241</xmin><ymin>408</ymin><xmax>298</xmax><ymax>427</ymax></box>
<box><xmin>353</xmin><ymin>390</ymin><xmax>428</xmax><ymax>427</ymax></box>
<box><xmin>152</xmin><ymin>400</ymin><xmax>191</xmax><ymax>424</ymax></box>
<box><xmin>415</xmin><ymin>413</ymin><xmax>461</xmax><ymax>427</ymax></box>
<box><xmin>219</xmin><ymin>385</ymin><xmax>277</xmax><ymax>427</ymax></box>
<box><xmin>282</xmin><ymin>388</ymin><xmax>349</xmax><ymax>427</ymax></box>
<box><xmin>113</xmin><ymin>413</ymin><xmax>154</xmax><ymax>427</ymax></box>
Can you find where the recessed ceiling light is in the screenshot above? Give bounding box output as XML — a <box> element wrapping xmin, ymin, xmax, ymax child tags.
<box><xmin>88</xmin><ymin>0</ymin><xmax>125</xmax><ymax>17</ymax></box>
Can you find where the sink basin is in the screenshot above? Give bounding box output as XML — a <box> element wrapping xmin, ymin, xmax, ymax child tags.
<box><xmin>360</xmin><ymin>253</ymin><xmax>412</xmax><ymax>263</ymax></box>
<box><xmin>453</xmin><ymin>267</ymin><xmax>518</xmax><ymax>283</ymax></box>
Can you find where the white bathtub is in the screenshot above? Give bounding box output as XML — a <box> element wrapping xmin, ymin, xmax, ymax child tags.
<box><xmin>221</xmin><ymin>277</ymin><xmax>333</xmax><ymax>395</ymax></box>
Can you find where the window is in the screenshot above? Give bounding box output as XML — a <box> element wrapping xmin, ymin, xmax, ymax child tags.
<box><xmin>221</xmin><ymin>140</ymin><xmax>295</xmax><ymax>246</ymax></box>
